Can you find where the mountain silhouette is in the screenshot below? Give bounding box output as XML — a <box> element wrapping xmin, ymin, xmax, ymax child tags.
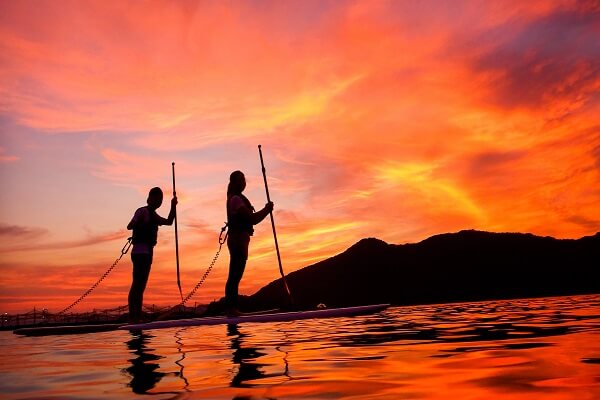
<box><xmin>243</xmin><ymin>230</ymin><xmax>599</xmax><ymax>310</ymax></box>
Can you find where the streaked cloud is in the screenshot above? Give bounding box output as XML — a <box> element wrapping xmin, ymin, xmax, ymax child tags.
<box><xmin>471</xmin><ymin>2</ymin><xmax>600</xmax><ymax>114</ymax></box>
<box><xmin>0</xmin><ymin>147</ymin><xmax>19</xmax><ymax>163</ymax></box>
<box><xmin>0</xmin><ymin>225</ymin><xmax>126</xmax><ymax>253</ymax></box>
<box><xmin>0</xmin><ymin>223</ymin><xmax>47</xmax><ymax>240</ymax></box>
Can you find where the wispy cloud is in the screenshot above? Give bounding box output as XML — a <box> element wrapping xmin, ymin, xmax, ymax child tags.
<box><xmin>470</xmin><ymin>2</ymin><xmax>600</xmax><ymax>115</ymax></box>
<box><xmin>0</xmin><ymin>223</ymin><xmax>47</xmax><ymax>240</ymax></box>
<box><xmin>0</xmin><ymin>147</ymin><xmax>19</xmax><ymax>163</ymax></box>
<box><xmin>0</xmin><ymin>226</ymin><xmax>126</xmax><ymax>253</ymax></box>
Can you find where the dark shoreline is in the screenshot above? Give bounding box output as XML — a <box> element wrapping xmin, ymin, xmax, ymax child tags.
<box><xmin>246</xmin><ymin>230</ymin><xmax>600</xmax><ymax>310</ymax></box>
<box><xmin>6</xmin><ymin>230</ymin><xmax>599</xmax><ymax>330</ymax></box>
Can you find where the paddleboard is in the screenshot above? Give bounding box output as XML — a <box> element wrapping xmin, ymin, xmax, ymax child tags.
<box><xmin>13</xmin><ymin>304</ymin><xmax>389</xmax><ymax>335</ymax></box>
<box><xmin>121</xmin><ymin>304</ymin><xmax>390</xmax><ymax>331</ymax></box>
<box><xmin>11</xmin><ymin>309</ymin><xmax>280</xmax><ymax>337</ymax></box>
<box><xmin>14</xmin><ymin>323</ymin><xmax>123</xmax><ymax>336</ymax></box>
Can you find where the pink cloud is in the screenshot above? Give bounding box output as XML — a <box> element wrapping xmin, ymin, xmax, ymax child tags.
<box><xmin>0</xmin><ymin>223</ymin><xmax>47</xmax><ymax>240</ymax></box>
<box><xmin>0</xmin><ymin>147</ymin><xmax>19</xmax><ymax>163</ymax></box>
<box><xmin>469</xmin><ymin>3</ymin><xmax>600</xmax><ymax>114</ymax></box>
<box><xmin>0</xmin><ymin>224</ymin><xmax>126</xmax><ymax>253</ymax></box>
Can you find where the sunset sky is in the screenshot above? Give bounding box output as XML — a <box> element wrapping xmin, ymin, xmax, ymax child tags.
<box><xmin>1</xmin><ymin>1</ymin><xmax>598</xmax><ymax>314</ymax></box>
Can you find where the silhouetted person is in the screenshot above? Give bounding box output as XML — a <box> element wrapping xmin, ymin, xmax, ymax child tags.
<box><xmin>226</xmin><ymin>171</ymin><xmax>273</xmax><ymax>316</ymax></box>
<box><xmin>127</xmin><ymin>187</ymin><xmax>177</xmax><ymax>323</ymax></box>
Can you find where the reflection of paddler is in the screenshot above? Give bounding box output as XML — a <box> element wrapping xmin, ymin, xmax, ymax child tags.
<box><xmin>123</xmin><ymin>331</ymin><xmax>166</xmax><ymax>394</ymax></box>
<box><xmin>225</xmin><ymin>171</ymin><xmax>273</xmax><ymax>316</ymax></box>
<box><xmin>227</xmin><ymin>324</ymin><xmax>267</xmax><ymax>387</ymax></box>
<box><xmin>127</xmin><ymin>187</ymin><xmax>177</xmax><ymax>323</ymax></box>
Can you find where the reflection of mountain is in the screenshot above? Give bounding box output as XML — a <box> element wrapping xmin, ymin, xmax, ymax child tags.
<box><xmin>123</xmin><ymin>331</ymin><xmax>167</xmax><ymax>394</ymax></box>
<box><xmin>247</xmin><ymin>230</ymin><xmax>600</xmax><ymax>309</ymax></box>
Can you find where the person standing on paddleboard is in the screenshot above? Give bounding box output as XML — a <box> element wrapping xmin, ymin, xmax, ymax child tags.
<box><xmin>226</xmin><ymin>170</ymin><xmax>273</xmax><ymax>316</ymax></box>
<box><xmin>127</xmin><ymin>187</ymin><xmax>177</xmax><ymax>323</ymax></box>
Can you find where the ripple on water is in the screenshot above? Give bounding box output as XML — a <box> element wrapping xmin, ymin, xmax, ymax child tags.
<box><xmin>1</xmin><ymin>294</ymin><xmax>599</xmax><ymax>399</ymax></box>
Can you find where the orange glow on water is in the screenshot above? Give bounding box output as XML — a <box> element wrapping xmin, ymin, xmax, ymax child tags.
<box><xmin>2</xmin><ymin>297</ymin><xmax>599</xmax><ymax>399</ymax></box>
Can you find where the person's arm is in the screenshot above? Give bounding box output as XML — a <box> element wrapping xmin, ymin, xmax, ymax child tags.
<box><xmin>236</xmin><ymin>201</ymin><xmax>274</xmax><ymax>225</ymax></box>
<box><xmin>252</xmin><ymin>201</ymin><xmax>274</xmax><ymax>225</ymax></box>
<box><xmin>157</xmin><ymin>196</ymin><xmax>178</xmax><ymax>226</ymax></box>
<box><xmin>127</xmin><ymin>208</ymin><xmax>148</xmax><ymax>230</ymax></box>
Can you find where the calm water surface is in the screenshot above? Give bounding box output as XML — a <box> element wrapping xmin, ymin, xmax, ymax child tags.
<box><xmin>1</xmin><ymin>295</ymin><xmax>599</xmax><ymax>399</ymax></box>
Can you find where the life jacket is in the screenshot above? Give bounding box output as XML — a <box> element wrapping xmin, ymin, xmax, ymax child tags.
<box><xmin>227</xmin><ymin>193</ymin><xmax>255</xmax><ymax>236</ymax></box>
<box><xmin>131</xmin><ymin>206</ymin><xmax>159</xmax><ymax>246</ymax></box>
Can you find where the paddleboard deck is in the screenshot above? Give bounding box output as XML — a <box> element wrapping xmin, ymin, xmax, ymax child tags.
<box><xmin>13</xmin><ymin>323</ymin><xmax>123</xmax><ymax>336</ymax></box>
<box><xmin>13</xmin><ymin>304</ymin><xmax>389</xmax><ymax>335</ymax></box>
<box><xmin>12</xmin><ymin>308</ymin><xmax>282</xmax><ymax>336</ymax></box>
<box><xmin>121</xmin><ymin>304</ymin><xmax>390</xmax><ymax>331</ymax></box>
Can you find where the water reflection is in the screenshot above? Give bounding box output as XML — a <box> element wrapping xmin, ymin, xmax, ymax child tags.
<box><xmin>122</xmin><ymin>331</ymin><xmax>169</xmax><ymax>394</ymax></box>
<box><xmin>2</xmin><ymin>295</ymin><xmax>597</xmax><ymax>399</ymax></box>
<box><xmin>326</xmin><ymin>297</ymin><xmax>600</xmax><ymax>354</ymax></box>
<box><xmin>227</xmin><ymin>324</ymin><xmax>267</xmax><ymax>387</ymax></box>
<box><xmin>174</xmin><ymin>328</ymin><xmax>190</xmax><ymax>391</ymax></box>
<box><xmin>275</xmin><ymin>328</ymin><xmax>291</xmax><ymax>380</ymax></box>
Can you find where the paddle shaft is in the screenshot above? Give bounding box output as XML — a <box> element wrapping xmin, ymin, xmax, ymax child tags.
<box><xmin>172</xmin><ymin>162</ymin><xmax>183</xmax><ymax>302</ymax></box>
<box><xmin>258</xmin><ymin>145</ymin><xmax>293</xmax><ymax>305</ymax></box>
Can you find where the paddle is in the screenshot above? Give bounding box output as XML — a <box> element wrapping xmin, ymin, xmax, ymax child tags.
<box><xmin>172</xmin><ymin>162</ymin><xmax>184</xmax><ymax>303</ymax></box>
<box><xmin>258</xmin><ymin>145</ymin><xmax>294</xmax><ymax>306</ymax></box>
